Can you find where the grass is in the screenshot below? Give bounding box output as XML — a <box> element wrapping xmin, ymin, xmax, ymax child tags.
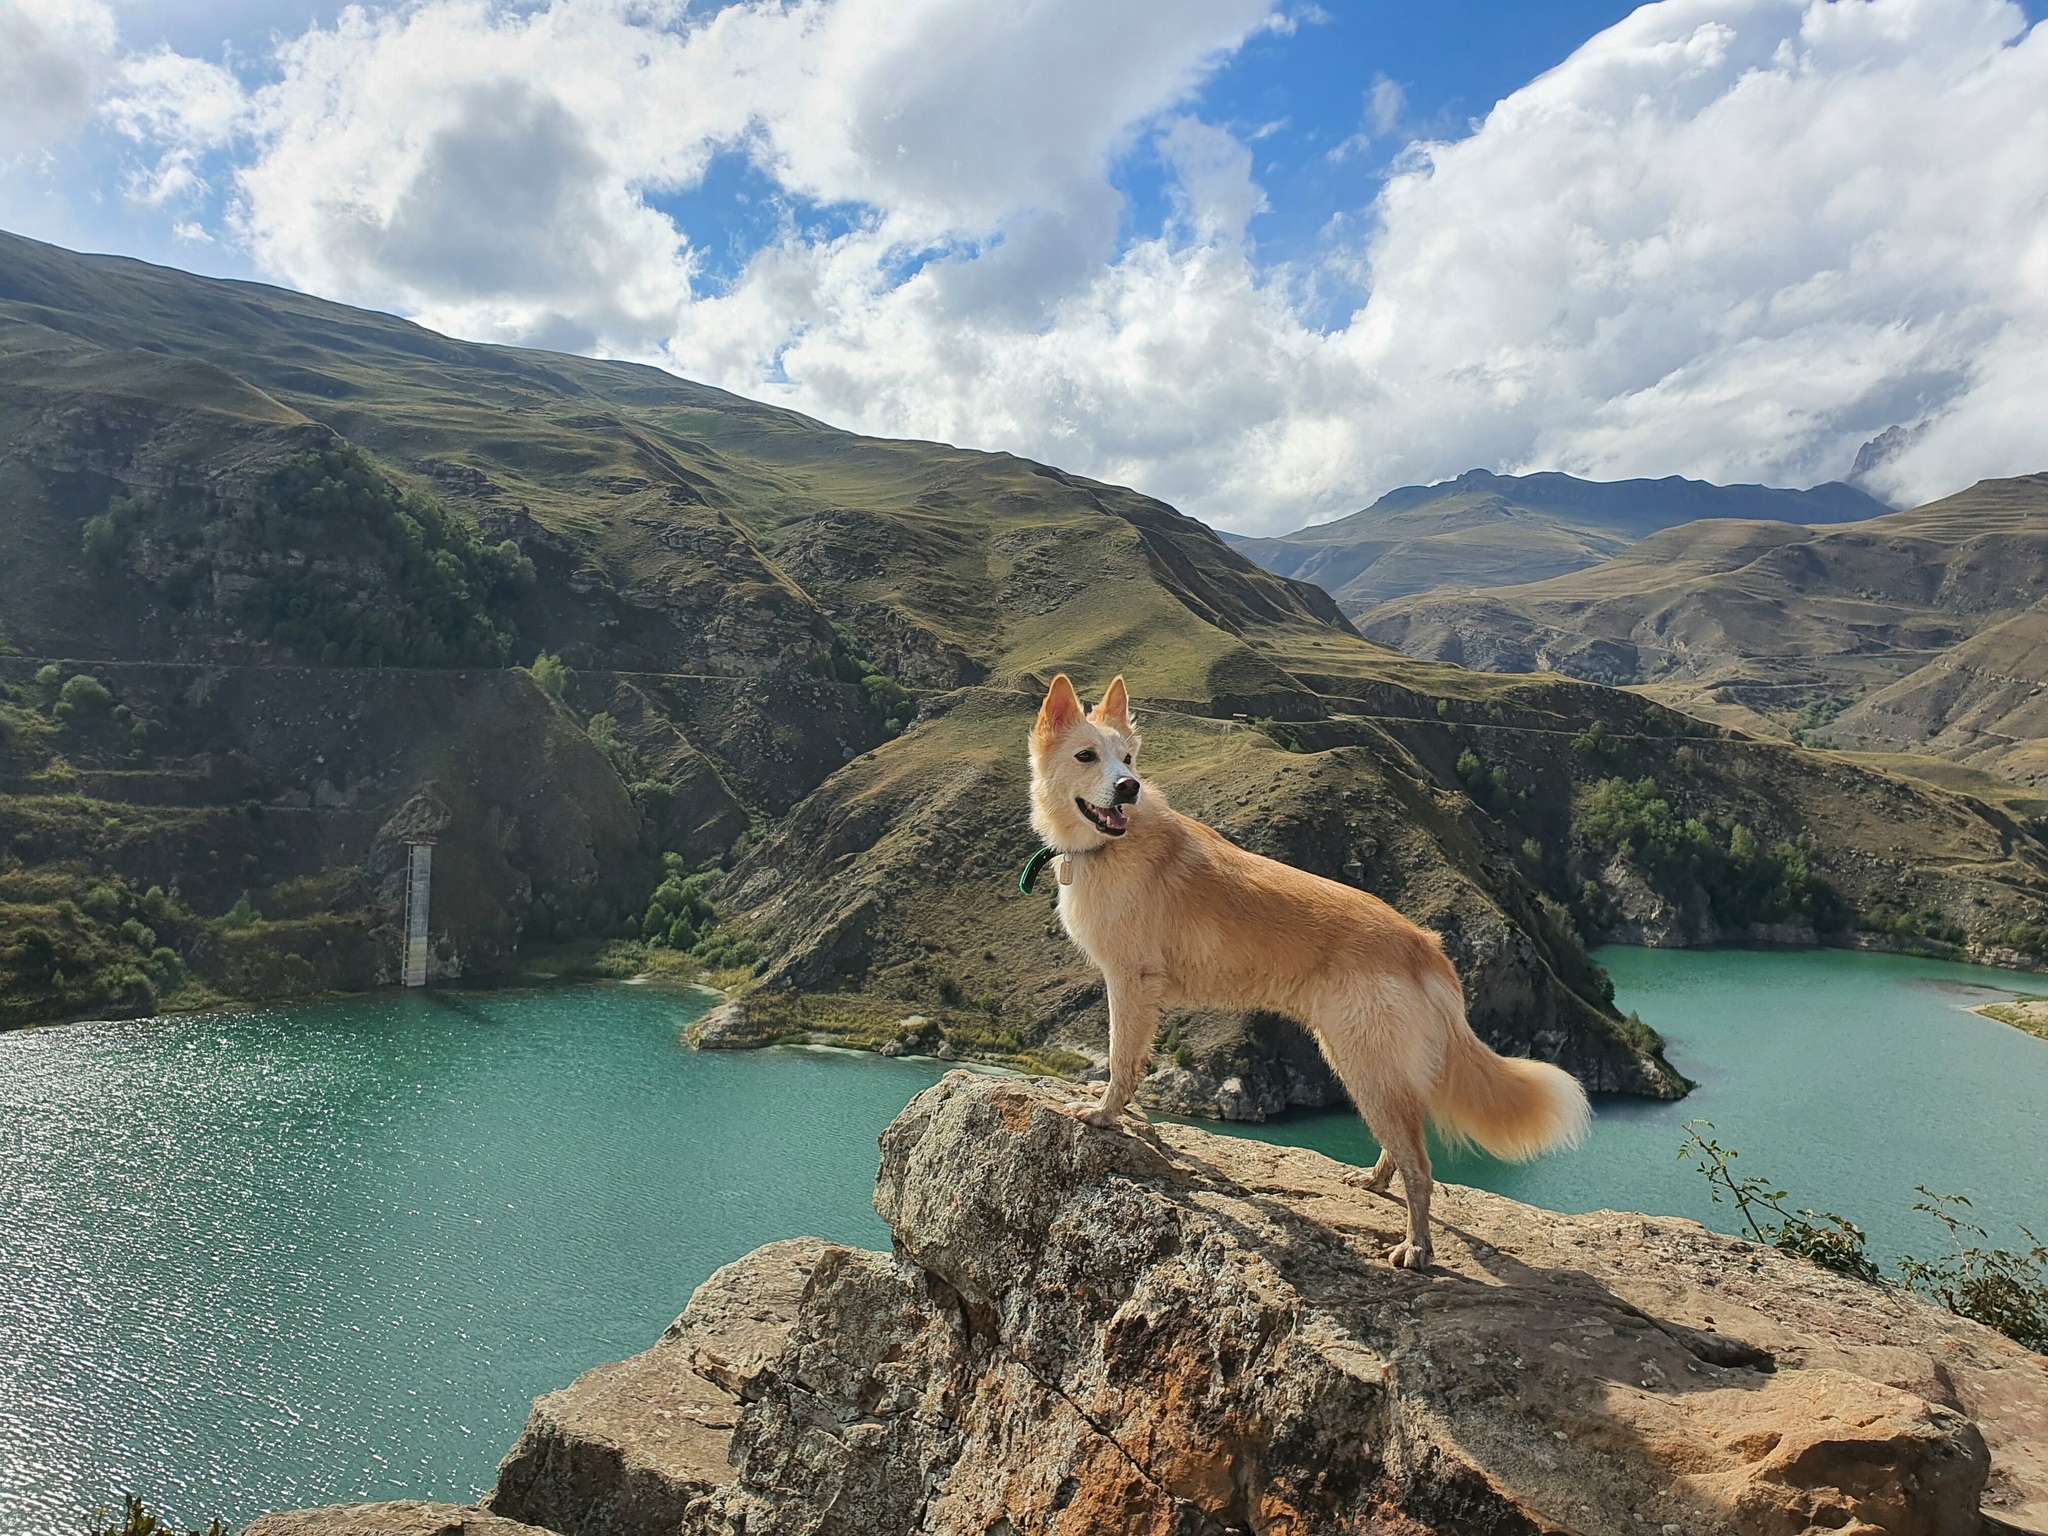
<box><xmin>1975</xmin><ymin>996</ymin><xmax>2048</xmax><ymax>1043</ymax></box>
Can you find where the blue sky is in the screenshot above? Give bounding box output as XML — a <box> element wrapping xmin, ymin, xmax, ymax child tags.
<box><xmin>4</xmin><ymin>0</ymin><xmax>2046</xmax><ymax>531</ymax></box>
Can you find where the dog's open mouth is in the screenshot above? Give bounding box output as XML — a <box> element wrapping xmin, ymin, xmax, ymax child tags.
<box><xmin>1077</xmin><ymin>797</ymin><xmax>1128</xmax><ymax>836</ymax></box>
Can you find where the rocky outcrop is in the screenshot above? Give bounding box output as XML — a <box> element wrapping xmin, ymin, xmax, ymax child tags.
<box><xmin>443</xmin><ymin>1075</ymin><xmax>2047</xmax><ymax>1536</ymax></box>
<box><xmin>489</xmin><ymin>1239</ymin><xmax>827</xmax><ymax>1536</ymax></box>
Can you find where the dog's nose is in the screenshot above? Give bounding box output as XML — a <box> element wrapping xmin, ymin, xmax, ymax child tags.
<box><xmin>1113</xmin><ymin>776</ymin><xmax>1140</xmax><ymax>805</ymax></box>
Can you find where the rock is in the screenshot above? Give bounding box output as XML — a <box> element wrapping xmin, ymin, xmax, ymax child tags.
<box><xmin>683</xmin><ymin>1002</ymin><xmax>747</xmax><ymax>1048</ymax></box>
<box><xmin>932</xmin><ymin>1040</ymin><xmax>956</xmax><ymax>1061</ymax></box>
<box><xmin>487</xmin><ymin>1074</ymin><xmax>2048</xmax><ymax>1535</ymax></box>
<box><xmin>241</xmin><ymin>1504</ymin><xmax>558</xmax><ymax>1536</ymax></box>
<box><xmin>487</xmin><ymin>1239</ymin><xmax>826</xmax><ymax>1536</ymax></box>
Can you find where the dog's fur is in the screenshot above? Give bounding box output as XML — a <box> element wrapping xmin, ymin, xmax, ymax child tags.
<box><xmin>1029</xmin><ymin>673</ymin><xmax>1590</xmax><ymax>1269</ymax></box>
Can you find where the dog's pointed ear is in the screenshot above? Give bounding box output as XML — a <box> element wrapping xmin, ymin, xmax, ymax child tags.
<box><xmin>1090</xmin><ymin>675</ymin><xmax>1132</xmax><ymax>733</ymax></box>
<box><xmin>1036</xmin><ymin>674</ymin><xmax>1085</xmax><ymax>740</ymax></box>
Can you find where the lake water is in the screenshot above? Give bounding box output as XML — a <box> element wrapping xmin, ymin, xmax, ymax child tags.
<box><xmin>2</xmin><ymin>948</ymin><xmax>2045</xmax><ymax>1533</ymax></box>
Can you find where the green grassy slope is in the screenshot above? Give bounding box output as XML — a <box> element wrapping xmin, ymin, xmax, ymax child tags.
<box><xmin>1352</xmin><ymin>475</ymin><xmax>2048</xmax><ymax>783</ymax></box>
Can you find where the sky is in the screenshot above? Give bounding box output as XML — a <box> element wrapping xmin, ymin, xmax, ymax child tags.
<box><xmin>2</xmin><ymin>0</ymin><xmax>2045</xmax><ymax>535</ymax></box>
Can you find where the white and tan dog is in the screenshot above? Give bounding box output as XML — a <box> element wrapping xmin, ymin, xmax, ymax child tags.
<box><xmin>1029</xmin><ymin>673</ymin><xmax>1590</xmax><ymax>1269</ymax></box>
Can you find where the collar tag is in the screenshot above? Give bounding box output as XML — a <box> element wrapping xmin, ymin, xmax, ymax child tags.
<box><xmin>1057</xmin><ymin>854</ymin><xmax>1073</xmax><ymax>885</ymax></box>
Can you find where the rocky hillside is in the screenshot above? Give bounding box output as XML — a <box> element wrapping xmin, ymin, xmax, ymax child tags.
<box><xmin>247</xmin><ymin>1074</ymin><xmax>2048</xmax><ymax>1536</ymax></box>
<box><xmin>1353</xmin><ymin>475</ymin><xmax>2048</xmax><ymax>788</ymax></box>
<box><xmin>5</xmin><ymin>229</ymin><xmax>2048</xmax><ymax>1098</ymax></box>
<box><xmin>1225</xmin><ymin>468</ymin><xmax>1886</xmax><ymax>614</ymax></box>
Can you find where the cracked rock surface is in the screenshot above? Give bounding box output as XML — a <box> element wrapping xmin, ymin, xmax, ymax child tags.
<box><xmin>273</xmin><ymin>1074</ymin><xmax>2047</xmax><ymax>1535</ymax></box>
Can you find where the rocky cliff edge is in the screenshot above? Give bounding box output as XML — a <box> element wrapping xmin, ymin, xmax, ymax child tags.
<box><xmin>255</xmin><ymin>1074</ymin><xmax>2048</xmax><ymax>1536</ymax></box>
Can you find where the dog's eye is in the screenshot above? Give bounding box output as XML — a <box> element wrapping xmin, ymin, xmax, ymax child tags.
<box><xmin>1122</xmin><ymin>754</ymin><xmax>1132</xmax><ymax>766</ymax></box>
<box><xmin>1075</xmin><ymin>749</ymin><xmax>1097</xmax><ymax>763</ymax></box>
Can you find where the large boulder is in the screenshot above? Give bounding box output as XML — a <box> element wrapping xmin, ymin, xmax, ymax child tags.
<box><xmin>488</xmin><ymin>1239</ymin><xmax>827</xmax><ymax>1536</ymax></box>
<box><xmin>480</xmin><ymin>1073</ymin><xmax>2046</xmax><ymax>1535</ymax></box>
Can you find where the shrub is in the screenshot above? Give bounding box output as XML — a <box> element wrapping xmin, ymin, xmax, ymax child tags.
<box><xmin>1569</xmin><ymin>720</ymin><xmax>1624</xmax><ymax>766</ymax></box>
<box><xmin>531</xmin><ymin>652</ymin><xmax>573</xmax><ymax>702</ymax></box>
<box><xmin>86</xmin><ymin>1494</ymin><xmax>226</xmax><ymax>1536</ymax></box>
<box><xmin>7</xmin><ymin>925</ymin><xmax>58</xmax><ymax>981</ymax></box>
<box><xmin>644</xmin><ymin>873</ymin><xmax>717</xmax><ymax>950</ymax></box>
<box><xmin>216</xmin><ymin>894</ymin><xmax>262</xmax><ymax>931</ymax></box>
<box><xmin>1680</xmin><ymin>1121</ymin><xmax>1880</xmax><ymax>1282</ymax></box>
<box><xmin>52</xmin><ymin>674</ymin><xmax>115</xmax><ymax>727</ymax></box>
<box><xmin>1897</xmin><ymin>1193</ymin><xmax>2048</xmax><ymax>1353</ymax></box>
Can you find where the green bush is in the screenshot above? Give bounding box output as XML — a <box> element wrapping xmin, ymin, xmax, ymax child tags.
<box><xmin>255</xmin><ymin>446</ymin><xmax>518</xmax><ymax>666</ymax></box>
<box><xmin>644</xmin><ymin>869</ymin><xmax>718</xmax><ymax>950</ymax></box>
<box><xmin>531</xmin><ymin>652</ymin><xmax>573</xmax><ymax>702</ymax></box>
<box><xmin>215</xmin><ymin>894</ymin><xmax>262</xmax><ymax>931</ymax></box>
<box><xmin>7</xmin><ymin>925</ymin><xmax>58</xmax><ymax>982</ymax></box>
<box><xmin>86</xmin><ymin>1494</ymin><xmax>226</xmax><ymax>1536</ymax></box>
<box><xmin>52</xmin><ymin>674</ymin><xmax>115</xmax><ymax>728</ymax></box>
<box><xmin>1680</xmin><ymin>1121</ymin><xmax>1881</xmax><ymax>1282</ymax></box>
<box><xmin>1898</xmin><ymin>1192</ymin><xmax>2048</xmax><ymax>1353</ymax></box>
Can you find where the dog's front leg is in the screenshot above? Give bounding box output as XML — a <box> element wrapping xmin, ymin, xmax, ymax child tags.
<box><xmin>1077</xmin><ymin>968</ymin><xmax>1163</xmax><ymax>1129</ymax></box>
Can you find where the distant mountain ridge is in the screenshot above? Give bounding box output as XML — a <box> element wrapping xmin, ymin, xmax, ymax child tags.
<box><xmin>1352</xmin><ymin>473</ymin><xmax>2048</xmax><ymax>787</ymax></box>
<box><xmin>1225</xmin><ymin>468</ymin><xmax>1892</xmax><ymax>615</ymax></box>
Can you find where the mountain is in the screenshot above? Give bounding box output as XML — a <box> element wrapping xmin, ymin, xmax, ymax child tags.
<box><xmin>1224</xmin><ymin>468</ymin><xmax>1891</xmax><ymax>615</ymax></box>
<box><xmin>3</xmin><ymin>230</ymin><xmax>2045</xmax><ymax>1099</ymax></box>
<box><xmin>1352</xmin><ymin>475</ymin><xmax>2048</xmax><ymax>787</ymax></box>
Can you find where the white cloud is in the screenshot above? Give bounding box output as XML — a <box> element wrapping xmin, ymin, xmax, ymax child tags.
<box><xmin>0</xmin><ymin>0</ymin><xmax>119</xmax><ymax>158</ymax></box>
<box><xmin>22</xmin><ymin>0</ymin><xmax>2048</xmax><ymax>530</ymax></box>
<box><xmin>1367</xmin><ymin>75</ymin><xmax>1405</xmax><ymax>138</ymax></box>
<box><xmin>1344</xmin><ymin>0</ymin><xmax>2048</xmax><ymax>511</ymax></box>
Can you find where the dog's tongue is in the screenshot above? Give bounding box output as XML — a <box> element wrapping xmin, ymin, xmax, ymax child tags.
<box><xmin>1101</xmin><ymin>806</ymin><xmax>1127</xmax><ymax>832</ymax></box>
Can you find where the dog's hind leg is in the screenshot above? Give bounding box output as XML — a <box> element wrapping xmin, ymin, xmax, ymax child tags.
<box><xmin>1314</xmin><ymin>991</ymin><xmax>1438</xmax><ymax>1269</ymax></box>
<box><xmin>1078</xmin><ymin>968</ymin><xmax>1162</xmax><ymax>1129</ymax></box>
<box><xmin>1361</xmin><ymin>1147</ymin><xmax>1398</xmax><ymax>1195</ymax></box>
<box><xmin>1357</xmin><ymin>1091</ymin><xmax>1433</xmax><ymax>1270</ymax></box>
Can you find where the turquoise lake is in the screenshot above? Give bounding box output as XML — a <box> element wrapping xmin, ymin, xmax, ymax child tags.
<box><xmin>2</xmin><ymin>947</ymin><xmax>2046</xmax><ymax>1533</ymax></box>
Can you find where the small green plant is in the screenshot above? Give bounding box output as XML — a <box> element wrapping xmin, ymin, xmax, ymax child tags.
<box><xmin>1680</xmin><ymin>1127</ymin><xmax>2048</xmax><ymax>1354</ymax></box>
<box><xmin>215</xmin><ymin>894</ymin><xmax>262</xmax><ymax>931</ymax></box>
<box><xmin>1679</xmin><ymin>1121</ymin><xmax>1880</xmax><ymax>1282</ymax></box>
<box><xmin>1569</xmin><ymin>720</ymin><xmax>1623</xmax><ymax>766</ymax></box>
<box><xmin>1897</xmin><ymin>1192</ymin><xmax>2048</xmax><ymax>1353</ymax></box>
<box><xmin>531</xmin><ymin>652</ymin><xmax>573</xmax><ymax>702</ymax></box>
<box><xmin>85</xmin><ymin>1494</ymin><xmax>226</xmax><ymax>1536</ymax></box>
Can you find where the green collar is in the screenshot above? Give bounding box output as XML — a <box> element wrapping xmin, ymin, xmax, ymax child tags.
<box><xmin>1019</xmin><ymin>846</ymin><xmax>1056</xmax><ymax>895</ymax></box>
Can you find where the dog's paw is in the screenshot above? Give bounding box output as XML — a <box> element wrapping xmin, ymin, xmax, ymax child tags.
<box><xmin>1072</xmin><ymin>1104</ymin><xmax>1123</xmax><ymax>1130</ymax></box>
<box><xmin>1362</xmin><ymin>1170</ymin><xmax>1396</xmax><ymax>1196</ymax></box>
<box><xmin>1386</xmin><ymin>1239</ymin><xmax>1433</xmax><ymax>1271</ymax></box>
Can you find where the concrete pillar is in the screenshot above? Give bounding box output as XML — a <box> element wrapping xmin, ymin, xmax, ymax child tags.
<box><xmin>402</xmin><ymin>842</ymin><xmax>433</xmax><ymax>987</ymax></box>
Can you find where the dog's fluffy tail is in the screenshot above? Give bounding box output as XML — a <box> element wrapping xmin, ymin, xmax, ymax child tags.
<box><xmin>1423</xmin><ymin>974</ymin><xmax>1591</xmax><ymax>1161</ymax></box>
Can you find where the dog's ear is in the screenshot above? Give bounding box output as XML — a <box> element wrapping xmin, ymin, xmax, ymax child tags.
<box><xmin>1090</xmin><ymin>675</ymin><xmax>1132</xmax><ymax>733</ymax></box>
<box><xmin>1036</xmin><ymin>673</ymin><xmax>1085</xmax><ymax>740</ymax></box>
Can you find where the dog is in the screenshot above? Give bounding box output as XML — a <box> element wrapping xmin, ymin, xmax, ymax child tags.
<box><xmin>1028</xmin><ymin>673</ymin><xmax>1590</xmax><ymax>1270</ymax></box>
